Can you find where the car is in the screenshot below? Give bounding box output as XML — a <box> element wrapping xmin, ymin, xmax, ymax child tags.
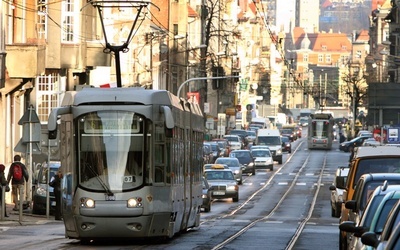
<box><xmin>280</xmin><ymin>136</ymin><xmax>291</xmax><ymax>153</ymax></box>
<box><xmin>228</xmin><ymin>129</ymin><xmax>249</xmax><ymax>147</ymax></box>
<box><xmin>340</xmin><ymin>173</ymin><xmax>400</xmax><ymax>250</ymax></box>
<box><xmin>223</xmin><ymin>135</ymin><xmax>243</xmax><ymax>150</ymax></box>
<box><xmin>249</xmin><ymin>145</ymin><xmax>270</xmax><ymax>152</ymax></box>
<box><xmin>203</xmin><ymin>163</ymin><xmax>229</xmax><ymax>171</ymax></box>
<box><xmin>329</xmin><ymin>166</ymin><xmax>349</xmax><ymax>218</ymax></box>
<box><xmin>214</xmin><ymin>157</ymin><xmax>244</xmax><ymax>184</ymax></box>
<box><xmin>280</xmin><ymin>128</ymin><xmax>296</xmax><ymax>142</ymax></box>
<box><xmin>251</xmin><ymin>148</ymin><xmax>274</xmax><ymax>171</ymax></box>
<box><xmin>339</xmin><ymin>136</ymin><xmax>372</xmax><ymax>152</ymax></box>
<box><xmin>208</xmin><ymin>141</ymin><xmax>223</xmax><ymax>162</ymax></box>
<box><xmin>204</xmin><ymin>166</ymin><xmax>239</xmax><ymax>202</ymax></box>
<box><xmin>299</xmin><ymin>117</ymin><xmax>309</xmax><ymax>126</ymax></box>
<box><xmin>32</xmin><ymin>161</ymin><xmax>61</xmax><ymax>215</ymax></box>
<box><xmin>245</xmin><ymin>130</ymin><xmax>257</xmax><ymax>144</ymax></box>
<box><xmin>362</xmin><ymin>138</ymin><xmax>381</xmax><ymax>146</ymax></box>
<box><xmin>295</xmin><ymin>125</ymin><xmax>302</xmax><ymax>138</ymax></box>
<box><xmin>357</xmin><ymin>130</ymin><xmax>373</xmax><ymax>138</ymax></box>
<box><xmin>212</xmin><ymin>139</ymin><xmax>230</xmax><ymax>157</ymax></box>
<box><xmin>361</xmin><ymin>198</ymin><xmax>400</xmax><ymax>249</ymax></box>
<box><xmin>229</xmin><ymin>149</ymin><xmax>255</xmax><ymax>175</ymax></box>
<box><xmin>201</xmin><ymin>177</ymin><xmax>212</xmax><ymax>212</ymax></box>
<box><xmin>340</xmin><ymin>183</ymin><xmax>400</xmax><ymax>250</ymax></box>
<box><xmin>203</xmin><ymin>143</ymin><xmax>213</xmax><ymax>164</ymax></box>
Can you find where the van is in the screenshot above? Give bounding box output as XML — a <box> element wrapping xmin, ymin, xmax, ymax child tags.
<box><xmin>339</xmin><ymin>145</ymin><xmax>400</xmax><ymax>250</ymax></box>
<box><xmin>256</xmin><ymin>129</ymin><xmax>282</xmax><ymax>164</ymax></box>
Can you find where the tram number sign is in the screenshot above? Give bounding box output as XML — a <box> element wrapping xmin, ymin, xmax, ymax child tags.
<box><xmin>213</xmin><ymin>191</ymin><xmax>225</xmax><ymax>195</ymax></box>
<box><xmin>124</xmin><ymin>175</ymin><xmax>135</xmax><ymax>182</ymax></box>
<box><xmin>105</xmin><ymin>194</ymin><xmax>116</xmax><ymax>201</ymax></box>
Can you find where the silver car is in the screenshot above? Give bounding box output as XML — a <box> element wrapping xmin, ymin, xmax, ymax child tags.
<box><xmin>215</xmin><ymin>157</ymin><xmax>244</xmax><ymax>184</ymax></box>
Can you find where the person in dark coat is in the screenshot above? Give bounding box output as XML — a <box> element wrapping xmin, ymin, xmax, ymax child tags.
<box><xmin>7</xmin><ymin>155</ymin><xmax>29</xmax><ymax>211</ymax></box>
<box><xmin>49</xmin><ymin>169</ymin><xmax>63</xmax><ymax>220</ymax></box>
<box><xmin>0</xmin><ymin>164</ymin><xmax>9</xmax><ymax>217</ymax></box>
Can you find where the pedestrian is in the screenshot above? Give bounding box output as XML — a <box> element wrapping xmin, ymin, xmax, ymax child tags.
<box><xmin>49</xmin><ymin>169</ymin><xmax>63</xmax><ymax>220</ymax></box>
<box><xmin>0</xmin><ymin>164</ymin><xmax>9</xmax><ymax>217</ymax></box>
<box><xmin>7</xmin><ymin>155</ymin><xmax>29</xmax><ymax>211</ymax></box>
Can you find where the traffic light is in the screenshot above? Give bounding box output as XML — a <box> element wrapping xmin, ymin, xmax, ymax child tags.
<box><xmin>212</xmin><ymin>66</ymin><xmax>225</xmax><ymax>90</ymax></box>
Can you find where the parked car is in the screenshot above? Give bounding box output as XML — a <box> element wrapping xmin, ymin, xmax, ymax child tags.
<box><xmin>329</xmin><ymin>166</ymin><xmax>349</xmax><ymax>218</ymax></box>
<box><xmin>281</xmin><ymin>136</ymin><xmax>292</xmax><ymax>153</ymax></box>
<box><xmin>362</xmin><ymin>138</ymin><xmax>381</xmax><ymax>146</ymax></box>
<box><xmin>32</xmin><ymin>161</ymin><xmax>61</xmax><ymax>215</ymax></box>
<box><xmin>215</xmin><ymin>157</ymin><xmax>244</xmax><ymax>184</ymax></box>
<box><xmin>229</xmin><ymin>149</ymin><xmax>255</xmax><ymax>175</ymax></box>
<box><xmin>340</xmin><ymin>183</ymin><xmax>400</xmax><ymax>250</ymax></box>
<box><xmin>340</xmin><ymin>173</ymin><xmax>400</xmax><ymax>249</ymax></box>
<box><xmin>204</xmin><ymin>165</ymin><xmax>239</xmax><ymax>202</ymax></box>
<box><xmin>201</xmin><ymin>177</ymin><xmax>212</xmax><ymax>212</ymax></box>
<box><xmin>361</xmin><ymin>198</ymin><xmax>400</xmax><ymax>249</ymax></box>
<box><xmin>251</xmin><ymin>148</ymin><xmax>274</xmax><ymax>171</ymax></box>
<box><xmin>339</xmin><ymin>136</ymin><xmax>371</xmax><ymax>152</ymax></box>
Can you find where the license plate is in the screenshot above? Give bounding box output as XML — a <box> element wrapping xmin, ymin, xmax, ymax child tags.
<box><xmin>213</xmin><ymin>191</ymin><xmax>225</xmax><ymax>195</ymax></box>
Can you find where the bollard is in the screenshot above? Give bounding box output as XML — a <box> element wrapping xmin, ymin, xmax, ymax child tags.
<box><xmin>19</xmin><ymin>184</ymin><xmax>23</xmax><ymax>221</ymax></box>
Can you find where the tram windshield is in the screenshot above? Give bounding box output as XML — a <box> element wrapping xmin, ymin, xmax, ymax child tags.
<box><xmin>77</xmin><ymin>111</ymin><xmax>149</xmax><ymax>192</ymax></box>
<box><xmin>311</xmin><ymin>120</ymin><xmax>329</xmax><ymax>138</ymax></box>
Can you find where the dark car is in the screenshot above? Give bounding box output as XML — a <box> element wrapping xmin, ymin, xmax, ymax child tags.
<box><xmin>280</xmin><ymin>128</ymin><xmax>297</xmax><ymax>141</ymax></box>
<box><xmin>32</xmin><ymin>161</ymin><xmax>61</xmax><ymax>215</ymax></box>
<box><xmin>339</xmin><ymin>136</ymin><xmax>371</xmax><ymax>152</ymax></box>
<box><xmin>281</xmin><ymin>136</ymin><xmax>292</xmax><ymax>153</ymax></box>
<box><xmin>201</xmin><ymin>177</ymin><xmax>212</xmax><ymax>212</ymax></box>
<box><xmin>229</xmin><ymin>149</ymin><xmax>255</xmax><ymax>175</ymax></box>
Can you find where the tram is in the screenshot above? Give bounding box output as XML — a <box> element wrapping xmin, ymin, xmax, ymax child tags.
<box><xmin>47</xmin><ymin>87</ymin><xmax>204</xmax><ymax>240</ymax></box>
<box><xmin>307</xmin><ymin>113</ymin><xmax>334</xmax><ymax>149</ymax></box>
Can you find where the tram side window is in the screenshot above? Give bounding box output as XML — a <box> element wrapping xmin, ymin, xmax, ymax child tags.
<box><xmin>154</xmin><ymin>144</ymin><xmax>165</xmax><ymax>183</ymax></box>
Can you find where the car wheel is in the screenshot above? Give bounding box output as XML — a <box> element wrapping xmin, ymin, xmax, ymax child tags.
<box><xmin>252</xmin><ymin>168</ymin><xmax>256</xmax><ymax>175</ymax></box>
<box><xmin>233</xmin><ymin>195</ymin><xmax>239</xmax><ymax>202</ymax></box>
<box><xmin>204</xmin><ymin>203</ymin><xmax>211</xmax><ymax>212</ymax></box>
<box><xmin>269</xmin><ymin>165</ymin><xmax>273</xmax><ymax>171</ymax></box>
<box><xmin>278</xmin><ymin>157</ymin><xmax>283</xmax><ymax>164</ymax></box>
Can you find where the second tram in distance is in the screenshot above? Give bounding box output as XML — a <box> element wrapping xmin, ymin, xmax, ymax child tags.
<box><xmin>307</xmin><ymin>112</ymin><xmax>334</xmax><ymax>150</ymax></box>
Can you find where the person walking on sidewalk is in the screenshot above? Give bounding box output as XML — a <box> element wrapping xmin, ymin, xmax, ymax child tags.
<box><xmin>0</xmin><ymin>164</ymin><xmax>9</xmax><ymax>217</ymax></box>
<box><xmin>7</xmin><ymin>155</ymin><xmax>29</xmax><ymax>211</ymax></box>
<box><xmin>49</xmin><ymin>169</ymin><xmax>63</xmax><ymax>220</ymax></box>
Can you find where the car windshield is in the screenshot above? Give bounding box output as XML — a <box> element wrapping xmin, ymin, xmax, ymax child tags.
<box><xmin>281</xmin><ymin>137</ymin><xmax>289</xmax><ymax>142</ymax></box>
<box><xmin>215</xmin><ymin>159</ymin><xmax>238</xmax><ymax>168</ymax></box>
<box><xmin>205</xmin><ymin>171</ymin><xmax>234</xmax><ymax>180</ymax></box>
<box><xmin>252</xmin><ymin>150</ymin><xmax>271</xmax><ymax>157</ymax></box>
<box><xmin>225</xmin><ymin>136</ymin><xmax>239</xmax><ymax>142</ymax></box>
<box><xmin>258</xmin><ymin>137</ymin><xmax>281</xmax><ymax>145</ymax></box>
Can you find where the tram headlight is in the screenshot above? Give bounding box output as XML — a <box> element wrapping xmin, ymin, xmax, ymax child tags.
<box><xmin>127</xmin><ymin>197</ymin><xmax>143</xmax><ymax>208</ymax></box>
<box><xmin>80</xmin><ymin>197</ymin><xmax>95</xmax><ymax>208</ymax></box>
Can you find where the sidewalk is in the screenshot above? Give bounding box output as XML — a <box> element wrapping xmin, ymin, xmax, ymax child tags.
<box><xmin>0</xmin><ymin>203</ymin><xmax>61</xmax><ymax>226</ymax></box>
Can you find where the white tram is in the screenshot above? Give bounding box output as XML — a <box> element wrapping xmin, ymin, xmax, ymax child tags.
<box><xmin>47</xmin><ymin>87</ymin><xmax>204</xmax><ymax>240</ymax></box>
<box><xmin>307</xmin><ymin>113</ymin><xmax>334</xmax><ymax>150</ymax></box>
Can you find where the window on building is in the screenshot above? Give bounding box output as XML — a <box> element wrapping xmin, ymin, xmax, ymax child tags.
<box><xmin>61</xmin><ymin>0</ymin><xmax>78</xmax><ymax>43</ymax></box>
<box><xmin>318</xmin><ymin>54</ymin><xmax>323</xmax><ymax>63</ymax></box>
<box><xmin>303</xmin><ymin>54</ymin><xmax>308</xmax><ymax>62</ymax></box>
<box><xmin>36</xmin><ymin>73</ymin><xmax>63</xmax><ymax>123</ymax></box>
<box><xmin>326</xmin><ymin>54</ymin><xmax>331</xmax><ymax>63</ymax></box>
<box><xmin>322</xmin><ymin>45</ymin><xmax>327</xmax><ymax>50</ymax></box>
<box><xmin>37</xmin><ymin>0</ymin><xmax>47</xmax><ymax>39</ymax></box>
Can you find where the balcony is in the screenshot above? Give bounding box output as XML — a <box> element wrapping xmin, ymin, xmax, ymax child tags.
<box><xmin>6</xmin><ymin>44</ymin><xmax>46</xmax><ymax>78</ymax></box>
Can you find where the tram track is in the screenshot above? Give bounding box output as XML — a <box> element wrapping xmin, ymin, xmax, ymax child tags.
<box><xmin>199</xmin><ymin>141</ymin><xmax>329</xmax><ymax>250</ymax></box>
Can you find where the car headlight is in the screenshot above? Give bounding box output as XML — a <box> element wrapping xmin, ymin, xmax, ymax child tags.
<box><xmin>202</xmin><ymin>194</ymin><xmax>208</xmax><ymax>199</ymax></box>
<box><xmin>234</xmin><ymin>170</ymin><xmax>240</xmax><ymax>174</ymax></box>
<box><xmin>276</xmin><ymin>149</ymin><xmax>282</xmax><ymax>154</ymax></box>
<box><xmin>248</xmin><ymin>162</ymin><xmax>254</xmax><ymax>167</ymax></box>
<box><xmin>227</xmin><ymin>185</ymin><xmax>238</xmax><ymax>191</ymax></box>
